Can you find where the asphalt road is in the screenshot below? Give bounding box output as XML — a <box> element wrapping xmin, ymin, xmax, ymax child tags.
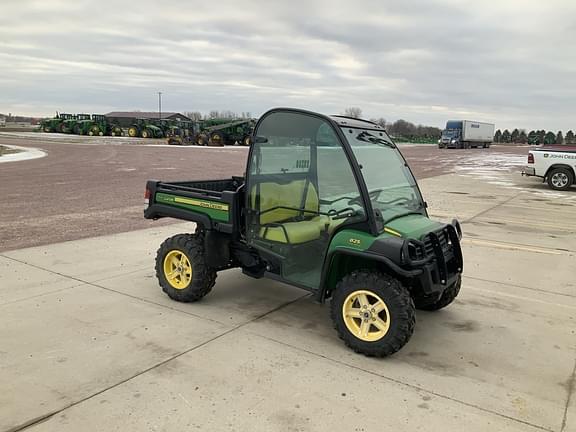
<box><xmin>0</xmin><ymin>134</ymin><xmax>529</xmax><ymax>252</ymax></box>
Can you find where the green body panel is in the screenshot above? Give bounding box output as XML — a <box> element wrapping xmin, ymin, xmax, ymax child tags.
<box><xmin>155</xmin><ymin>192</ymin><xmax>229</xmax><ymax>222</ymax></box>
<box><xmin>327</xmin><ymin>214</ymin><xmax>442</xmax><ymax>255</ymax></box>
<box><xmin>384</xmin><ymin>214</ymin><xmax>444</xmax><ymax>240</ymax></box>
<box><xmin>324</xmin><ymin>215</ymin><xmax>444</xmax><ymax>291</ymax></box>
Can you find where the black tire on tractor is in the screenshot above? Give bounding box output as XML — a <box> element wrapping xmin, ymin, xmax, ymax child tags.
<box><xmin>43</xmin><ymin>126</ymin><xmax>51</xmax><ymax>133</ymax></box>
<box><xmin>155</xmin><ymin>233</ymin><xmax>217</xmax><ymax>303</ymax></box>
<box><xmin>73</xmin><ymin>125</ymin><xmax>81</xmax><ymax>135</ymax></box>
<box><xmin>141</xmin><ymin>129</ymin><xmax>150</xmax><ymax>139</ymax></box>
<box><xmin>330</xmin><ymin>270</ymin><xmax>415</xmax><ymax>357</ymax></box>
<box><xmin>111</xmin><ymin>126</ymin><xmax>122</xmax><ymax>137</ymax></box>
<box><xmin>196</xmin><ymin>133</ymin><xmax>208</xmax><ymax>146</ymax></box>
<box><xmin>128</xmin><ymin>126</ymin><xmax>139</xmax><ymax>137</ymax></box>
<box><xmin>242</xmin><ymin>135</ymin><xmax>251</xmax><ymax>146</ymax></box>
<box><xmin>90</xmin><ymin>125</ymin><xmax>100</xmax><ymax>136</ymax></box>
<box><xmin>209</xmin><ymin>131</ymin><xmax>224</xmax><ymax>146</ymax></box>
<box><xmin>547</xmin><ymin>167</ymin><xmax>574</xmax><ymax>191</ymax></box>
<box><xmin>415</xmin><ymin>275</ymin><xmax>461</xmax><ymax>311</ymax></box>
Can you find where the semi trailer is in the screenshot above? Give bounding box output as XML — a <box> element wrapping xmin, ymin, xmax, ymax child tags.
<box><xmin>439</xmin><ymin>120</ymin><xmax>494</xmax><ymax>149</ymax></box>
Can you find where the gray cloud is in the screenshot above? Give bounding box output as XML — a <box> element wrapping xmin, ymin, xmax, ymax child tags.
<box><xmin>0</xmin><ymin>0</ymin><xmax>575</xmax><ymax>131</ymax></box>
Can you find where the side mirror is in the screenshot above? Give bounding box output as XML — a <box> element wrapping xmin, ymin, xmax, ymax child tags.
<box><xmin>254</xmin><ymin>136</ymin><xmax>268</xmax><ymax>144</ymax></box>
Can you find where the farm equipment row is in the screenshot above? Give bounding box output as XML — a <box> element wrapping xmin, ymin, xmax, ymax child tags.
<box><xmin>41</xmin><ymin>113</ymin><xmax>123</xmax><ymax>137</ymax></box>
<box><xmin>40</xmin><ymin>113</ymin><xmax>255</xmax><ymax>146</ymax></box>
<box><xmin>166</xmin><ymin>119</ymin><xmax>255</xmax><ymax>146</ymax></box>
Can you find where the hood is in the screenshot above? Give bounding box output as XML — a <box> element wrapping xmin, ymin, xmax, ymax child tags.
<box><xmin>382</xmin><ymin>214</ymin><xmax>444</xmax><ymax>240</ymax></box>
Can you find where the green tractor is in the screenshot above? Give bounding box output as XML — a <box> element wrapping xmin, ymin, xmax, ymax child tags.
<box><xmin>86</xmin><ymin>114</ymin><xmax>122</xmax><ymax>136</ymax></box>
<box><xmin>70</xmin><ymin>114</ymin><xmax>93</xmax><ymax>135</ymax></box>
<box><xmin>195</xmin><ymin>118</ymin><xmax>255</xmax><ymax>146</ymax></box>
<box><xmin>166</xmin><ymin>121</ymin><xmax>196</xmax><ymax>145</ymax></box>
<box><xmin>144</xmin><ymin>108</ymin><xmax>464</xmax><ymax>357</ymax></box>
<box><xmin>40</xmin><ymin>114</ymin><xmax>65</xmax><ymax>133</ymax></box>
<box><xmin>57</xmin><ymin>113</ymin><xmax>78</xmax><ymax>134</ymax></box>
<box><xmin>127</xmin><ymin>119</ymin><xmax>164</xmax><ymax>138</ymax></box>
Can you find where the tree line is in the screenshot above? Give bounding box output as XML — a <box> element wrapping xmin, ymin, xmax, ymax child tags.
<box><xmin>343</xmin><ymin>107</ymin><xmax>441</xmax><ymax>143</ymax></box>
<box><xmin>494</xmin><ymin>129</ymin><xmax>575</xmax><ymax>145</ymax></box>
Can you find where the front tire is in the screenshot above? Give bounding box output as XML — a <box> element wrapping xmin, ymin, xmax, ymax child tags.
<box><xmin>155</xmin><ymin>233</ymin><xmax>217</xmax><ymax>302</ymax></box>
<box><xmin>330</xmin><ymin>270</ymin><xmax>415</xmax><ymax>357</ymax></box>
<box><xmin>415</xmin><ymin>275</ymin><xmax>461</xmax><ymax>311</ymax></box>
<box><xmin>547</xmin><ymin>167</ymin><xmax>574</xmax><ymax>191</ymax></box>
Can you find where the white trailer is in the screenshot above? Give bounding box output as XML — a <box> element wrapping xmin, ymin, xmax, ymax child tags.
<box><xmin>439</xmin><ymin>120</ymin><xmax>495</xmax><ymax>149</ymax></box>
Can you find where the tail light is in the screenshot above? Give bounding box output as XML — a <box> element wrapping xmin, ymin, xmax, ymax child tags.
<box><xmin>528</xmin><ymin>153</ymin><xmax>534</xmax><ymax>164</ymax></box>
<box><xmin>144</xmin><ymin>187</ymin><xmax>151</xmax><ymax>205</ymax></box>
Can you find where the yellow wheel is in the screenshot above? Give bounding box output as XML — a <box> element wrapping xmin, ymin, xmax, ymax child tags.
<box><xmin>155</xmin><ymin>233</ymin><xmax>217</xmax><ymax>302</ymax></box>
<box><xmin>331</xmin><ymin>271</ymin><xmax>415</xmax><ymax>357</ymax></box>
<box><xmin>342</xmin><ymin>290</ymin><xmax>390</xmax><ymax>342</ymax></box>
<box><xmin>128</xmin><ymin>127</ymin><xmax>138</xmax><ymax>137</ymax></box>
<box><xmin>163</xmin><ymin>250</ymin><xmax>193</xmax><ymax>289</ymax></box>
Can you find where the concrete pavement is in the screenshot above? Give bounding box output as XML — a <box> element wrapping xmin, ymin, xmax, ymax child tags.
<box><xmin>1</xmin><ymin>170</ymin><xmax>575</xmax><ymax>432</ymax></box>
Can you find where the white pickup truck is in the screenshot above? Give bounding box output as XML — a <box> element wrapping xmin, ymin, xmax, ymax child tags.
<box><xmin>523</xmin><ymin>146</ymin><xmax>576</xmax><ymax>190</ymax></box>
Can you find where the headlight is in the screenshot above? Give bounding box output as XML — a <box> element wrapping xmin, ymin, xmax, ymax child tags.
<box><xmin>451</xmin><ymin>139</ymin><xmax>456</xmax><ymax>143</ymax></box>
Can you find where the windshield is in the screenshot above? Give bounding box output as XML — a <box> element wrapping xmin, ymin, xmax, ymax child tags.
<box><xmin>342</xmin><ymin>127</ymin><xmax>425</xmax><ymax>223</ymax></box>
<box><xmin>442</xmin><ymin>129</ymin><xmax>460</xmax><ymax>138</ymax></box>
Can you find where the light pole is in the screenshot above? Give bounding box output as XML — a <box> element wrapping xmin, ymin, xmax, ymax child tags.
<box><xmin>158</xmin><ymin>91</ymin><xmax>162</xmax><ymax>120</ymax></box>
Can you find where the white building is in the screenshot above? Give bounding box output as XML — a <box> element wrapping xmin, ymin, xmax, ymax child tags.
<box><xmin>0</xmin><ymin>116</ymin><xmax>6</xmax><ymax>127</ymax></box>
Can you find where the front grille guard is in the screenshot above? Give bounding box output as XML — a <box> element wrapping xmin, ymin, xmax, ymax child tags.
<box><xmin>427</xmin><ymin>224</ymin><xmax>463</xmax><ymax>285</ymax></box>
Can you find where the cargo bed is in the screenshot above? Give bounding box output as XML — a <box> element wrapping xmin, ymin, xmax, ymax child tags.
<box><xmin>144</xmin><ymin>177</ymin><xmax>244</xmax><ymax>233</ymax></box>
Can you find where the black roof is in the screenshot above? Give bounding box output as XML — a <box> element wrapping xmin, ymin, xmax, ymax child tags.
<box><xmin>330</xmin><ymin>115</ymin><xmax>384</xmax><ymax>130</ymax></box>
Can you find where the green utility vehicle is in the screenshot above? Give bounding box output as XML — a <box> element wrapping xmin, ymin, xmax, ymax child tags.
<box><xmin>144</xmin><ymin>108</ymin><xmax>463</xmax><ymax>357</ymax></box>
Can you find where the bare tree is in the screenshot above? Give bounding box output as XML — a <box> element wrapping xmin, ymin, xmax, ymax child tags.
<box><xmin>208</xmin><ymin>110</ymin><xmax>220</xmax><ymax>119</ymax></box>
<box><xmin>370</xmin><ymin>117</ymin><xmax>386</xmax><ymax>128</ymax></box>
<box><xmin>343</xmin><ymin>107</ymin><xmax>363</xmax><ymax>118</ymax></box>
<box><xmin>184</xmin><ymin>111</ymin><xmax>202</xmax><ymax>121</ymax></box>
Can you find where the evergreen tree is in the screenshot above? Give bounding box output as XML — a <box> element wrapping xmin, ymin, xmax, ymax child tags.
<box><xmin>528</xmin><ymin>130</ymin><xmax>538</xmax><ymax>145</ymax></box>
<box><xmin>518</xmin><ymin>130</ymin><xmax>528</xmax><ymax>144</ymax></box>
<box><xmin>501</xmin><ymin>129</ymin><xmax>511</xmax><ymax>143</ymax></box>
<box><xmin>565</xmin><ymin>130</ymin><xmax>575</xmax><ymax>145</ymax></box>
<box><xmin>556</xmin><ymin>131</ymin><xmax>564</xmax><ymax>145</ymax></box>
<box><xmin>494</xmin><ymin>129</ymin><xmax>502</xmax><ymax>143</ymax></box>
<box><xmin>544</xmin><ymin>131</ymin><xmax>556</xmax><ymax>145</ymax></box>
<box><xmin>511</xmin><ymin>128</ymin><xmax>520</xmax><ymax>143</ymax></box>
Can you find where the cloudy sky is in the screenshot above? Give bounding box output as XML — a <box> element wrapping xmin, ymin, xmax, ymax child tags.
<box><xmin>1</xmin><ymin>0</ymin><xmax>575</xmax><ymax>130</ymax></box>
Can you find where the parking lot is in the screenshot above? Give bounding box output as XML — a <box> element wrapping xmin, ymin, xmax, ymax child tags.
<box><xmin>1</xmin><ymin>134</ymin><xmax>575</xmax><ymax>432</ymax></box>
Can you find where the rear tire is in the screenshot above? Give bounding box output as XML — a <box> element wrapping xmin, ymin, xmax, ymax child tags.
<box><xmin>128</xmin><ymin>126</ymin><xmax>139</xmax><ymax>137</ymax></box>
<box><xmin>415</xmin><ymin>275</ymin><xmax>461</xmax><ymax>311</ymax></box>
<box><xmin>196</xmin><ymin>133</ymin><xmax>208</xmax><ymax>146</ymax></box>
<box><xmin>330</xmin><ymin>270</ymin><xmax>415</xmax><ymax>357</ymax></box>
<box><xmin>547</xmin><ymin>167</ymin><xmax>574</xmax><ymax>191</ymax></box>
<box><xmin>141</xmin><ymin>129</ymin><xmax>150</xmax><ymax>138</ymax></box>
<box><xmin>209</xmin><ymin>131</ymin><xmax>224</xmax><ymax>146</ymax></box>
<box><xmin>155</xmin><ymin>233</ymin><xmax>217</xmax><ymax>302</ymax></box>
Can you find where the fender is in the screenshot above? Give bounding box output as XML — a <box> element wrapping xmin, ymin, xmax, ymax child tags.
<box><xmin>316</xmin><ymin>248</ymin><xmax>422</xmax><ymax>303</ymax></box>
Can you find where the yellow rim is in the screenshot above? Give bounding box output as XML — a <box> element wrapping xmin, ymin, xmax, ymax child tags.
<box><xmin>342</xmin><ymin>290</ymin><xmax>390</xmax><ymax>342</ymax></box>
<box><xmin>163</xmin><ymin>250</ymin><xmax>192</xmax><ymax>289</ymax></box>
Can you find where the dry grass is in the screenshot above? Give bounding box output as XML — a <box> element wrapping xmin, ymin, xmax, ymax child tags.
<box><xmin>0</xmin><ymin>145</ymin><xmax>21</xmax><ymax>157</ymax></box>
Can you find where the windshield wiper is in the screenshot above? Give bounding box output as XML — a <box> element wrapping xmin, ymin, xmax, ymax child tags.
<box><xmin>355</xmin><ymin>131</ymin><xmax>395</xmax><ymax>148</ymax></box>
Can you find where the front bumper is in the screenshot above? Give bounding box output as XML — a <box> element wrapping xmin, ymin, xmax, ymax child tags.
<box><xmin>406</xmin><ymin>222</ymin><xmax>463</xmax><ymax>297</ymax></box>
